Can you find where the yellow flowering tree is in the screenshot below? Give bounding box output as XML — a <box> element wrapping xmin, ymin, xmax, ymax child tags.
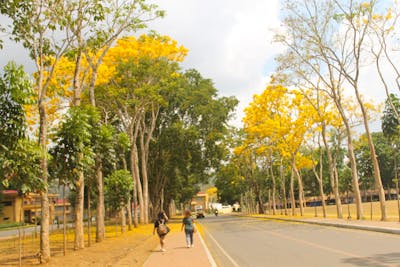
<box><xmin>243</xmin><ymin>84</ymin><xmax>317</xmax><ymax>216</ymax></box>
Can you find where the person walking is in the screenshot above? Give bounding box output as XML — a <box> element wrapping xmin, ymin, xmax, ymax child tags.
<box><xmin>181</xmin><ymin>210</ymin><xmax>196</xmax><ymax>248</ymax></box>
<box><xmin>153</xmin><ymin>210</ymin><xmax>169</xmax><ymax>252</ymax></box>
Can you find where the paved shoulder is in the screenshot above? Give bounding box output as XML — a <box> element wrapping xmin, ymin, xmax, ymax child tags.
<box><xmin>143</xmin><ymin>231</ymin><xmax>215</xmax><ymax>267</ymax></box>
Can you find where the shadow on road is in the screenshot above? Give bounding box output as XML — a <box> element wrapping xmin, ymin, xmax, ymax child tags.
<box><xmin>342</xmin><ymin>252</ymin><xmax>400</xmax><ymax>267</ymax></box>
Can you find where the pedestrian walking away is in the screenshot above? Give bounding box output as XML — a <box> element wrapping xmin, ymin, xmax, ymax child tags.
<box><xmin>181</xmin><ymin>210</ymin><xmax>196</xmax><ymax>248</ymax></box>
<box><xmin>153</xmin><ymin>210</ymin><xmax>170</xmax><ymax>252</ymax></box>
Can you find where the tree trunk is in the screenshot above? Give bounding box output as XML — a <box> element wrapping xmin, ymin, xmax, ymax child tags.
<box><xmin>150</xmin><ymin>172</ymin><xmax>168</xmax><ymax>220</ymax></box>
<box><xmin>289</xmin><ymin>169</ymin><xmax>296</xmax><ymax>216</ymax></box>
<box><xmin>336</xmin><ymin>103</ymin><xmax>364</xmax><ymax>219</ymax></box>
<box><xmin>128</xmin><ymin>121</ymin><xmax>140</xmax><ymax>227</ymax></box>
<box><xmin>87</xmin><ymin>186</ymin><xmax>91</xmax><ymax>247</ymax></box>
<box><xmin>132</xmin><ymin>142</ymin><xmax>144</xmax><ymax>224</ymax></box>
<box><xmin>127</xmin><ymin>196</ymin><xmax>132</xmax><ymax>231</ymax></box>
<box><xmin>88</xmin><ymin>69</ymin><xmax>97</xmax><ymax>106</ymax></box>
<box><xmin>139</xmin><ymin>107</ymin><xmax>158</xmax><ymax>224</ymax></box>
<box><xmin>129</xmin><ymin>144</ymin><xmax>139</xmax><ymax>227</ymax></box>
<box><xmin>318</xmin><ymin>180</ymin><xmax>327</xmax><ymax>218</ymax></box>
<box><xmin>355</xmin><ymin>90</ymin><xmax>387</xmax><ymax>220</ymax></box>
<box><xmin>73</xmin><ymin>51</ymin><xmax>82</xmax><ymax>106</ymax></box>
<box><xmin>292</xmin><ymin>159</ymin><xmax>304</xmax><ymax>216</ymax></box>
<box><xmin>267</xmin><ymin>189</ymin><xmax>271</xmax><ymax>214</ymax></box>
<box><xmin>72</xmin><ymin>42</ymin><xmax>85</xmax><ymax>249</ymax></box>
<box><xmin>347</xmin><ymin>138</ymin><xmax>363</xmax><ymax>219</ymax></box>
<box><xmin>139</xmin><ymin>127</ymin><xmax>149</xmax><ymax>224</ymax></box>
<box><xmin>394</xmin><ymin>148</ymin><xmax>400</xmax><ymax>222</ymax></box>
<box><xmin>280</xmin><ymin>159</ymin><xmax>288</xmax><ymax>215</ymax></box>
<box><xmin>95</xmin><ymin>159</ymin><xmax>105</xmax><ymax>242</ymax></box>
<box><xmin>312</xmin><ymin>144</ymin><xmax>327</xmax><ymax>218</ymax></box>
<box><xmin>321</xmin><ymin>124</ymin><xmax>343</xmax><ymax>218</ymax></box>
<box><xmin>121</xmin><ymin>207</ymin><xmax>126</xmax><ymax>233</ymax></box>
<box><xmin>38</xmin><ymin>102</ymin><xmax>50</xmax><ymax>263</ymax></box>
<box><xmin>161</xmin><ymin>187</ymin><xmax>165</xmax><ymax>213</ymax></box>
<box><xmin>74</xmin><ymin>171</ymin><xmax>85</xmax><ymax>250</ymax></box>
<box><xmin>122</xmin><ymin>157</ymin><xmax>127</xmax><ymax>172</ymax></box>
<box><xmin>63</xmin><ymin>184</ymin><xmax>67</xmax><ymax>256</ymax></box>
<box><xmin>132</xmin><ymin>180</ymin><xmax>138</xmax><ymax>228</ymax></box>
<box><xmin>312</xmin><ymin>166</ymin><xmax>327</xmax><ymax>218</ymax></box>
<box><xmin>19</xmin><ymin>196</ymin><xmax>23</xmax><ymax>267</ymax></box>
<box><xmin>269</xmin><ymin>161</ymin><xmax>277</xmax><ymax>215</ymax></box>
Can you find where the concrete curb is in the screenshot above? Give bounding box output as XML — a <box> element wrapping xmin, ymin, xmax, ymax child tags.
<box><xmin>245</xmin><ymin>215</ymin><xmax>400</xmax><ymax>235</ymax></box>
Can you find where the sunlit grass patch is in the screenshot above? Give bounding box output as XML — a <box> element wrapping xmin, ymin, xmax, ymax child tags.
<box><xmin>248</xmin><ymin>199</ymin><xmax>400</xmax><ymax>221</ymax></box>
<box><xmin>0</xmin><ymin>220</ymin><xmax>180</xmax><ymax>266</ymax></box>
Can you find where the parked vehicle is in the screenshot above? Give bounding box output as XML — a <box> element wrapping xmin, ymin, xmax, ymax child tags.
<box><xmin>196</xmin><ymin>209</ymin><xmax>205</xmax><ymax>219</ymax></box>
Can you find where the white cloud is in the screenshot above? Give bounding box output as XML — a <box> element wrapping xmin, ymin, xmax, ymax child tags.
<box><xmin>148</xmin><ymin>0</ymin><xmax>283</xmax><ymax>126</ymax></box>
<box><xmin>2</xmin><ymin>2</ymin><xmax>395</xmax><ymax>130</ymax></box>
<box><xmin>1</xmin><ymin>2</ymin><xmax>284</xmax><ymax>127</ymax></box>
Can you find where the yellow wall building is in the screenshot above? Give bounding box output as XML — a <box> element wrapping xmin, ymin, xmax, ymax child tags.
<box><xmin>190</xmin><ymin>187</ymin><xmax>219</xmax><ymax>212</ymax></box>
<box><xmin>0</xmin><ymin>190</ymin><xmax>70</xmax><ymax>224</ymax></box>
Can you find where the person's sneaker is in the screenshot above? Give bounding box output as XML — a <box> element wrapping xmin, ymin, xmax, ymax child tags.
<box><xmin>161</xmin><ymin>248</ymin><xmax>166</xmax><ymax>252</ymax></box>
<box><xmin>191</xmin><ymin>244</ymin><xmax>194</xmax><ymax>248</ymax></box>
<box><xmin>187</xmin><ymin>244</ymin><xmax>190</xmax><ymax>248</ymax></box>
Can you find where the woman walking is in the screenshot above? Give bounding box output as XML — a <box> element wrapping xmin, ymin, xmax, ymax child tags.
<box><xmin>153</xmin><ymin>210</ymin><xmax>169</xmax><ymax>252</ymax></box>
<box><xmin>181</xmin><ymin>210</ymin><xmax>196</xmax><ymax>248</ymax></box>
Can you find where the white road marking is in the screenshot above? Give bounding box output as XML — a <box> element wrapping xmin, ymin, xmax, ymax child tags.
<box><xmin>202</xmin><ymin>226</ymin><xmax>241</xmax><ymax>267</ymax></box>
<box><xmin>197</xmin><ymin>229</ymin><xmax>218</xmax><ymax>267</ymax></box>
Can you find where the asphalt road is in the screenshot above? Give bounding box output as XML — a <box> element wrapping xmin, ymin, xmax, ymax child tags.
<box><xmin>0</xmin><ymin>223</ymin><xmax>71</xmax><ymax>239</ymax></box>
<box><xmin>199</xmin><ymin>215</ymin><xmax>400</xmax><ymax>267</ymax></box>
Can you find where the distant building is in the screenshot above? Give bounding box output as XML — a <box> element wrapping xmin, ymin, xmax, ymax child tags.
<box><xmin>191</xmin><ymin>192</ymin><xmax>209</xmax><ymax>212</ymax></box>
<box><xmin>0</xmin><ymin>190</ymin><xmax>71</xmax><ymax>224</ymax></box>
<box><xmin>210</xmin><ymin>202</ymin><xmax>222</xmax><ymax>210</ymax></box>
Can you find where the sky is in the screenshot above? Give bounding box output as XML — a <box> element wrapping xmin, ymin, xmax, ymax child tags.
<box><xmin>0</xmin><ymin>0</ymin><xmax>283</xmax><ymax>127</ymax></box>
<box><xmin>147</xmin><ymin>0</ymin><xmax>284</xmax><ymax>126</ymax></box>
<box><xmin>0</xmin><ymin>1</ymin><xmax>394</xmax><ymax>130</ymax></box>
<box><xmin>146</xmin><ymin>0</ymin><xmax>393</xmax><ymax>132</ymax></box>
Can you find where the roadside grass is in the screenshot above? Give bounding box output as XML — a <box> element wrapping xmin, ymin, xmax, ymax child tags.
<box><xmin>256</xmin><ymin>199</ymin><xmax>400</xmax><ymax>221</ymax></box>
<box><xmin>0</xmin><ymin>221</ymin><xmax>181</xmax><ymax>266</ymax></box>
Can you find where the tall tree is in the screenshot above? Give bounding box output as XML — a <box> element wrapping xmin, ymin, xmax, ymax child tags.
<box><xmin>1</xmin><ymin>1</ymin><xmax>71</xmax><ymax>260</ymax></box>
<box><xmin>148</xmin><ymin>69</ymin><xmax>238</xmax><ymax>215</ymax></box>
<box><xmin>104</xmin><ymin>170</ymin><xmax>133</xmax><ymax>234</ymax></box>
<box><xmin>299</xmin><ymin>87</ymin><xmax>344</xmax><ymax>218</ymax></box>
<box><xmin>370</xmin><ymin>2</ymin><xmax>400</xmax><ymax>116</ymax></box>
<box><xmin>94</xmin><ymin>35</ymin><xmax>187</xmax><ymax>224</ymax></box>
<box><xmin>275</xmin><ymin>0</ymin><xmax>379</xmax><ymax>219</ymax></box>
<box><xmin>0</xmin><ymin>62</ymin><xmax>44</xmax><ymax>267</ymax></box>
<box><xmin>51</xmin><ymin>0</ymin><xmax>163</xmax><ymax>243</ymax></box>
<box><xmin>51</xmin><ymin>106</ymin><xmax>97</xmax><ymax>249</ymax></box>
<box><xmin>243</xmin><ymin>85</ymin><xmax>315</xmax><ymax>216</ymax></box>
<box><xmin>0</xmin><ymin>62</ymin><xmax>41</xmax><ymax>188</ymax></box>
<box><xmin>382</xmin><ymin>94</ymin><xmax>400</xmax><ymax>220</ymax></box>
